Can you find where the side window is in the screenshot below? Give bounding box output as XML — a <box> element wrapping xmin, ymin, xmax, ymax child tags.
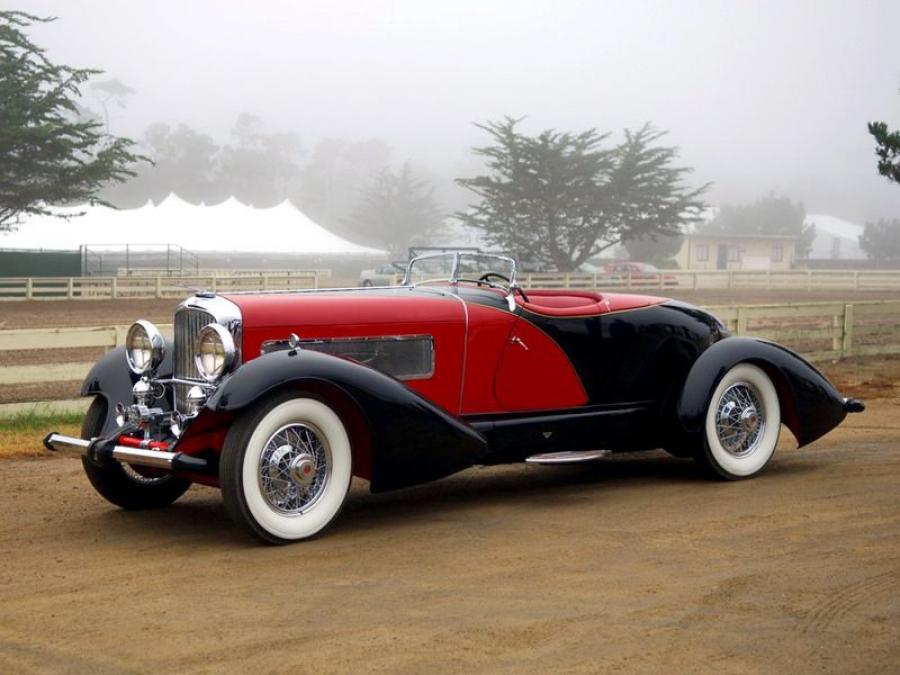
<box><xmin>696</xmin><ymin>244</ymin><xmax>709</xmax><ymax>261</ymax></box>
<box><xmin>264</xmin><ymin>336</ymin><xmax>434</xmax><ymax>380</ymax></box>
<box><xmin>772</xmin><ymin>245</ymin><xmax>783</xmax><ymax>262</ymax></box>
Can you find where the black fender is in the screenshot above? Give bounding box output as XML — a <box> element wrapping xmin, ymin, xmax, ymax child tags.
<box><xmin>80</xmin><ymin>340</ymin><xmax>175</xmax><ymax>436</ymax></box>
<box><xmin>677</xmin><ymin>337</ymin><xmax>848</xmax><ymax>447</ymax></box>
<box><xmin>204</xmin><ymin>349</ymin><xmax>488</xmax><ymax>492</ymax></box>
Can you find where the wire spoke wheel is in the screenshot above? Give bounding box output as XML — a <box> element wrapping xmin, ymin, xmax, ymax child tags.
<box><xmin>258</xmin><ymin>423</ymin><xmax>331</xmax><ymax>515</ymax></box>
<box><xmin>701</xmin><ymin>363</ymin><xmax>781</xmax><ymax>480</ymax></box>
<box><xmin>715</xmin><ymin>382</ymin><xmax>766</xmax><ymax>458</ymax></box>
<box><xmin>221</xmin><ymin>395</ymin><xmax>353</xmax><ymax>544</ymax></box>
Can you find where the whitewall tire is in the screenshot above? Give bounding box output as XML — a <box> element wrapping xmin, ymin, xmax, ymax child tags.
<box><xmin>221</xmin><ymin>394</ymin><xmax>353</xmax><ymax>543</ymax></box>
<box><xmin>699</xmin><ymin>363</ymin><xmax>781</xmax><ymax>480</ymax></box>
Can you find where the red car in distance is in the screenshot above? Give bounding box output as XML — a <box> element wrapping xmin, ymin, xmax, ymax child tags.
<box><xmin>601</xmin><ymin>261</ymin><xmax>679</xmax><ymax>287</ymax></box>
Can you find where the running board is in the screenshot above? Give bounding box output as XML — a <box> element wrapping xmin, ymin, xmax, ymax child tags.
<box><xmin>525</xmin><ymin>450</ymin><xmax>611</xmax><ymax>465</ymax></box>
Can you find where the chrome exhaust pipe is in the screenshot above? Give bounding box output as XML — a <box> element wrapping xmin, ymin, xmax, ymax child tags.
<box><xmin>44</xmin><ymin>433</ymin><xmax>207</xmax><ymax>472</ymax></box>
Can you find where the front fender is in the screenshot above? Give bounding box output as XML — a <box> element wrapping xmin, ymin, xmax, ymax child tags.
<box><xmin>205</xmin><ymin>349</ymin><xmax>488</xmax><ymax>492</ymax></box>
<box><xmin>80</xmin><ymin>340</ymin><xmax>175</xmax><ymax>436</ymax></box>
<box><xmin>677</xmin><ymin>337</ymin><xmax>848</xmax><ymax>447</ymax></box>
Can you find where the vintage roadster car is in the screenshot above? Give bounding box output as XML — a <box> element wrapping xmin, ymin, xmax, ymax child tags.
<box><xmin>45</xmin><ymin>252</ymin><xmax>863</xmax><ymax>543</ymax></box>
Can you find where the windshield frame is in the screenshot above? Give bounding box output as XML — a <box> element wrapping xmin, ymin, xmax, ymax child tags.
<box><xmin>402</xmin><ymin>251</ymin><xmax>518</xmax><ymax>290</ymax></box>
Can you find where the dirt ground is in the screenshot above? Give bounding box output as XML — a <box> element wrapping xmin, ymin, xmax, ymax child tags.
<box><xmin>0</xmin><ymin>393</ymin><xmax>898</xmax><ymax>672</ymax></box>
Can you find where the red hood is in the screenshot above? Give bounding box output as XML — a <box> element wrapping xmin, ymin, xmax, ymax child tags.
<box><xmin>222</xmin><ymin>290</ymin><xmax>463</xmax><ymax>330</ymax></box>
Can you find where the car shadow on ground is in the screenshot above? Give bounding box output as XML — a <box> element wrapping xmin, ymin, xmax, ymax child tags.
<box><xmin>78</xmin><ymin>449</ymin><xmax>823</xmax><ymax>547</ymax></box>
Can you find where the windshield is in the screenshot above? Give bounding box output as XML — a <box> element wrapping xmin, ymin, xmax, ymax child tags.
<box><xmin>404</xmin><ymin>252</ymin><xmax>517</xmax><ymax>289</ymax></box>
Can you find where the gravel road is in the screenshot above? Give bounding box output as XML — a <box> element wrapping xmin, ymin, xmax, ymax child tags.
<box><xmin>0</xmin><ymin>399</ymin><xmax>897</xmax><ymax>673</ymax></box>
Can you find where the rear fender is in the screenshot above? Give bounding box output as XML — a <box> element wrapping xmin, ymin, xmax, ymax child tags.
<box><xmin>204</xmin><ymin>349</ymin><xmax>488</xmax><ymax>492</ymax></box>
<box><xmin>677</xmin><ymin>337</ymin><xmax>847</xmax><ymax>447</ymax></box>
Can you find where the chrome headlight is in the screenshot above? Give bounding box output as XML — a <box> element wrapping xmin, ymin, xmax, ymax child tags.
<box><xmin>125</xmin><ymin>320</ymin><xmax>166</xmax><ymax>375</ymax></box>
<box><xmin>195</xmin><ymin>323</ymin><xmax>235</xmax><ymax>382</ymax></box>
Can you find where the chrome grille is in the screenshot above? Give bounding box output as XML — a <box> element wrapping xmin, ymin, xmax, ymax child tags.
<box><xmin>174</xmin><ymin>307</ymin><xmax>214</xmax><ymax>412</ymax></box>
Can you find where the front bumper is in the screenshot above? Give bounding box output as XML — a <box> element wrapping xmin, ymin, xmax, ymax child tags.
<box><xmin>44</xmin><ymin>433</ymin><xmax>208</xmax><ymax>472</ymax></box>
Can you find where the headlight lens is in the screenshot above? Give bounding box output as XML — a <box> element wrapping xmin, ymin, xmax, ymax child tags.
<box><xmin>195</xmin><ymin>323</ymin><xmax>235</xmax><ymax>382</ymax></box>
<box><xmin>125</xmin><ymin>320</ymin><xmax>165</xmax><ymax>375</ymax></box>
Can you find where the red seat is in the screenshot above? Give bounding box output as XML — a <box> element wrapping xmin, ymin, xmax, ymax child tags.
<box><xmin>516</xmin><ymin>290</ymin><xmax>666</xmax><ymax>317</ymax></box>
<box><xmin>516</xmin><ymin>290</ymin><xmax>609</xmax><ymax>316</ymax></box>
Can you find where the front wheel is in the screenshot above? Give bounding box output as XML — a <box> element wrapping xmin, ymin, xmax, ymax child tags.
<box><xmin>696</xmin><ymin>363</ymin><xmax>781</xmax><ymax>480</ymax></box>
<box><xmin>80</xmin><ymin>397</ymin><xmax>191</xmax><ymax>510</ymax></box>
<box><xmin>220</xmin><ymin>393</ymin><xmax>353</xmax><ymax>544</ymax></box>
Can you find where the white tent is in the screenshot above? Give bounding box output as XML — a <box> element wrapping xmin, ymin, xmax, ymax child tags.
<box><xmin>0</xmin><ymin>195</ymin><xmax>386</xmax><ymax>255</ymax></box>
<box><xmin>806</xmin><ymin>214</ymin><xmax>866</xmax><ymax>261</ymax></box>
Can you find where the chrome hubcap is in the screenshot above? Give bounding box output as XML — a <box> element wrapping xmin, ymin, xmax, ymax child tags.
<box><xmin>258</xmin><ymin>423</ymin><xmax>330</xmax><ymax>515</ymax></box>
<box><xmin>715</xmin><ymin>382</ymin><xmax>766</xmax><ymax>457</ymax></box>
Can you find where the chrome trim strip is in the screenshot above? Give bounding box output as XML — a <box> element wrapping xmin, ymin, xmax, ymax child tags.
<box><xmin>260</xmin><ymin>334</ymin><xmax>436</xmax><ymax>381</ymax></box>
<box><xmin>224</xmin><ymin>285</ymin><xmax>404</xmax><ymax>296</ymax></box>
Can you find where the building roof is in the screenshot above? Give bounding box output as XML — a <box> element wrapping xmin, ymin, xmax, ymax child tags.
<box><xmin>684</xmin><ymin>232</ymin><xmax>800</xmax><ymax>241</ymax></box>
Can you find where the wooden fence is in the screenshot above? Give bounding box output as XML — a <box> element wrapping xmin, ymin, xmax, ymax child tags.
<box><xmin>2</xmin><ymin>268</ymin><xmax>900</xmax><ymax>301</ymax></box>
<box><xmin>0</xmin><ymin>271</ymin><xmax>320</xmax><ymax>301</ymax></box>
<box><xmin>520</xmin><ymin>269</ymin><xmax>900</xmax><ymax>291</ymax></box>
<box><xmin>1</xmin><ymin>300</ymin><xmax>898</xmax><ymax>416</ymax></box>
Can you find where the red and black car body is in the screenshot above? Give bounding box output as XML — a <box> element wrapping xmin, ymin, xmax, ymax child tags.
<box><xmin>46</xmin><ymin>252</ymin><xmax>862</xmax><ymax>542</ymax></box>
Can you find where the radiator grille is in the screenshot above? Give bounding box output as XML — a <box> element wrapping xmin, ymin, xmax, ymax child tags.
<box><xmin>173</xmin><ymin>307</ymin><xmax>214</xmax><ymax>412</ymax></box>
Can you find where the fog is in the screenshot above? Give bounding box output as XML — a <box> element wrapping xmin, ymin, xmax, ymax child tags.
<box><xmin>14</xmin><ymin>0</ymin><xmax>900</xmax><ymax>222</ymax></box>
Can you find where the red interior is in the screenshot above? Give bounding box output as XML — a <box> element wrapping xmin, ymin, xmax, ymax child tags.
<box><xmin>517</xmin><ymin>289</ymin><xmax>665</xmax><ymax>316</ymax></box>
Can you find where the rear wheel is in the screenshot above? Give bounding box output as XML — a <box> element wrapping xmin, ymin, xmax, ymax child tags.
<box><xmin>696</xmin><ymin>363</ymin><xmax>781</xmax><ymax>480</ymax></box>
<box><xmin>80</xmin><ymin>397</ymin><xmax>191</xmax><ymax>510</ymax></box>
<box><xmin>220</xmin><ymin>393</ymin><xmax>353</xmax><ymax>544</ymax></box>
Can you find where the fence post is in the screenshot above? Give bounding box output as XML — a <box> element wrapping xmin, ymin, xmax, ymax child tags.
<box><xmin>67</xmin><ymin>277</ymin><xmax>74</xmax><ymax>299</ymax></box>
<box><xmin>766</xmin><ymin>270</ymin><xmax>772</xmax><ymax>290</ymax></box>
<box><xmin>736</xmin><ymin>306</ymin><xmax>748</xmax><ymax>335</ymax></box>
<box><xmin>807</xmin><ymin>270</ymin><xmax>812</xmax><ymax>292</ymax></box>
<box><xmin>25</xmin><ymin>277</ymin><xmax>33</xmax><ymax>300</ymax></box>
<box><xmin>693</xmin><ymin>271</ymin><xmax>698</xmax><ymax>290</ymax></box>
<box><xmin>592</xmin><ymin>272</ymin><xmax>598</xmax><ymax>289</ymax></box>
<box><xmin>842</xmin><ymin>303</ymin><xmax>854</xmax><ymax>358</ymax></box>
<box><xmin>833</xmin><ymin>309</ymin><xmax>842</xmax><ymax>356</ymax></box>
<box><xmin>727</xmin><ymin>271</ymin><xmax>734</xmax><ymax>290</ymax></box>
<box><xmin>853</xmin><ymin>271</ymin><xmax>860</xmax><ymax>290</ymax></box>
<box><xmin>111</xmin><ymin>276</ymin><xmax>118</xmax><ymax>299</ymax></box>
<box><xmin>155</xmin><ymin>276</ymin><xmax>162</xmax><ymax>299</ymax></box>
<box><xmin>626</xmin><ymin>271</ymin><xmax>632</xmax><ymax>290</ymax></box>
<box><xmin>262</xmin><ymin>274</ymin><xmax>270</xmax><ymax>291</ymax></box>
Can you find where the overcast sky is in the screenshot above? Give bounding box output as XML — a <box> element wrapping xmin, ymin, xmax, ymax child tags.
<box><xmin>15</xmin><ymin>0</ymin><xmax>900</xmax><ymax>222</ymax></box>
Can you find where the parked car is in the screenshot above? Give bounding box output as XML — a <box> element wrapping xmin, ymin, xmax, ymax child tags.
<box><xmin>358</xmin><ymin>262</ymin><xmax>404</xmax><ymax>286</ymax></box>
<box><xmin>45</xmin><ymin>251</ymin><xmax>863</xmax><ymax>543</ymax></box>
<box><xmin>602</xmin><ymin>261</ymin><xmax>679</xmax><ymax>287</ymax></box>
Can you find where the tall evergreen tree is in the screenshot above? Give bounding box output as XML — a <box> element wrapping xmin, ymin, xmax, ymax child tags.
<box><xmin>455</xmin><ymin>118</ymin><xmax>706</xmax><ymax>271</ymax></box>
<box><xmin>0</xmin><ymin>11</ymin><xmax>144</xmax><ymax>229</ymax></box>
<box><xmin>346</xmin><ymin>162</ymin><xmax>443</xmax><ymax>258</ymax></box>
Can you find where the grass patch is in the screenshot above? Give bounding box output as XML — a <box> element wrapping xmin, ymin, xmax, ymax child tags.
<box><xmin>0</xmin><ymin>410</ymin><xmax>84</xmax><ymax>433</ymax></box>
<box><xmin>0</xmin><ymin>411</ymin><xmax>83</xmax><ymax>458</ymax></box>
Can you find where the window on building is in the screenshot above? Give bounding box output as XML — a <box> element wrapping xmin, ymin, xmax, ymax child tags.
<box><xmin>695</xmin><ymin>244</ymin><xmax>709</xmax><ymax>262</ymax></box>
<box><xmin>727</xmin><ymin>246</ymin><xmax>740</xmax><ymax>262</ymax></box>
<box><xmin>772</xmin><ymin>245</ymin><xmax>783</xmax><ymax>262</ymax></box>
